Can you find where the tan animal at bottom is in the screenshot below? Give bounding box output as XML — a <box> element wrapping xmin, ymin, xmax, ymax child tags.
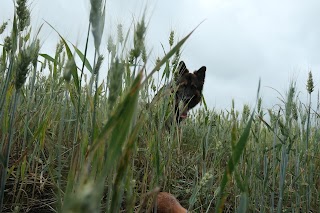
<box><xmin>156</xmin><ymin>192</ymin><xmax>187</xmax><ymax>213</ymax></box>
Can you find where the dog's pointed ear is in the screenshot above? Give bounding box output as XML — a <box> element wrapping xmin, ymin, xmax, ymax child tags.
<box><xmin>194</xmin><ymin>66</ymin><xmax>206</xmax><ymax>83</ymax></box>
<box><xmin>178</xmin><ymin>61</ymin><xmax>189</xmax><ymax>75</ymax></box>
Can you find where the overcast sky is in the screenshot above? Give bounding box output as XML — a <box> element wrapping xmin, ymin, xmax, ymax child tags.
<box><xmin>2</xmin><ymin>0</ymin><xmax>320</xmax><ymax>111</ymax></box>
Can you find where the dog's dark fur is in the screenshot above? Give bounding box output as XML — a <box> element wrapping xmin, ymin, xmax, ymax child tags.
<box><xmin>151</xmin><ymin>61</ymin><xmax>206</xmax><ymax>125</ymax></box>
<box><xmin>174</xmin><ymin>61</ymin><xmax>206</xmax><ymax>122</ymax></box>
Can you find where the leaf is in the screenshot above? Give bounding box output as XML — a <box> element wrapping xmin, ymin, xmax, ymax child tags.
<box><xmin>88</xmin><ymin>71</ymin><xmax>143</xmax><ymax>174</ymax></box>
<box><xmin>215</xmin><ymin>113</ymin><xmax>253</xmax><ymax>213</ymax></box>
<box><xmin>39</xmin><ymin>53</ymin><xmax>56</xmax><ymax>63</ymax></box>
<box><xmin>236</xmin><ymin>193</ymin><xmax>248</xmax><ymax>213</ymax></box>
<box><xmin>63</xmin><ymin>66</ymin><xmax>143</xmax><ymax>212</ymax></box>
<box><xmin>72</xmin><ymin>44</ymin><xmax>93</xmax><ymax>73</ymax></box>
<box><xmin>33</xmin><ymin>115</ymin><xmax>50</xmax><ymax>149</ymax></box>
<box><xmin>110</xmin><ymin>119</ymin><xmax>142</xmax><ymax>212</ymax></box>
<box><xmin>188</xmin><ymin>168</ymin><xmax>199</xmax><ymax>209</ymax></box>
<box><xmin>215</xmin><ymin>80</ymin><xmax>261</xmax><ymax>213</ymax></box>
<box><xmin>202</xmin><ymin>95</ymin><xmax>208</xmax><ymax>111</ymax></box>
<box><xmin>44</xmin><ymin>21</ymin><xmax>80</xmax><ymax>92</ymax></box>
<box><xmin>161</xmin><ymin>60</ymin><xmax>170</xmax><ymax>81</ymax></box>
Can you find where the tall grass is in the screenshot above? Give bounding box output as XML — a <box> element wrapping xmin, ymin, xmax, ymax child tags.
<box><xmin>0</xmin><ymin>1</ymin><xmax>319</xmax><ymax>213</ymax></box>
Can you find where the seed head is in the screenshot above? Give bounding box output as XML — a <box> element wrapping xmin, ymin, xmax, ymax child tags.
<box><xmin>307</xmin><ymin>70</ymin><xmax>314</xmax><ymax>94</ymax></box>
<box><xmin>257</xmin><ymin>97</ymin><xmax>262</xmax><ymax>113</ymax></box>
<box><xmin>135</xmin><ymin>18</ymin><xmax>146</xmax><ymax>43</ymax></box>
<box><xmin>16</xmin><ymin>0</ymin><xmax>30</xmax><ymax>31</ymax></box>
<box><xmin>268</xmin><ymin>109</ymin><xmax>277</xmax><ymax>126</ymax></box>
<box><xmin>200</xmin><ymin>172</ymin><xmax>213</xmax><ymax>187</ymax></box>
<box><xmin>4</xmin><ymin>36</ymin><xmax>12</xmax><ymax>52</ymax></box>
<box><xmin>301</xmin><ymin>110</ymin><xmax>307</xmax><ymax>125</ymax></box>
<box><xmin>285</xmin><ymin>84</ymin><xmax>295</xmax><ymax>121</ymax></box>
<box><xmin>169</xmin><ymin>30</ymin><xmax>174</xmax><ymax>47</ymax></box>
<box><xmin>90</xmin><ymin>0</ymin><xmax>105</xmax><ymax>51</ymax></box>
<box><xmin>132</xmin><ymin>17</ymin><xmax>146</xmax><ymax>58</ymax></box>
<box><xmin>242</xmin><ymin>104</ymin><xmax>250</xmax><ymax>122</ymax></box>
<box><xmin>0</xmin><ymin>22</ymin><xmax>8</xmax><ymax>35</ymax></box>
<box><xmin>141</xmin><ymin>45</ymin><xmax>147</xmax><ymax>63</ymax></box>
<box><xmin>107</xmin><ymin>58</ymin><xmax>124</xmax><ymax>110</ymax></box>
<box><xmin>155</xmin><ymin>57</ymin><xmax>161</xmax><ymax>71</ymax></box>
<box><xmin>292</xmin><ymin>102</ymin><xmax>298</xmax><ymax>121</ymax></box>
<box><xmin>215</xmin><ymin>141</ymin><xmax>222</xmax><ymax>150</ymax></box>
<box><xmin>15</xmin><ymin>46</ymin><xmax>33</xmax><ymax>90</ymax></box>
<box><xmin>56</xmin><ymin>40</ymin><xmax>64</xmax><ymax>56</ymax></box>
<box><xmin>107</xmin><ymin>35</ymin><xmax>116</xmax><ymax>55</ymax></box>
<box><xmin>117</xmin><ymin>24</ymin><xmax>124</xmax><ymax>44</ymax></box>
<box><xmin>63</xmin><ymin>59</ymin><xmax>75</xmax><ymax>82</ymax></box>
<box><xmin>32</xmin><ymin>39</ymin><xmax>40</xmax><ymax>67</ymax></box>
<box><xmin>93</xmin><ymin>55</ymin><xmax>104</xmax><ymax>75</ymax></box>
<box><xmin>61</xmin><ymin>52</ymin><xmax>66</xmax><ymax>67</ymax></box>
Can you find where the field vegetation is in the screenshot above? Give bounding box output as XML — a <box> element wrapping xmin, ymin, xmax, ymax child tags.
<box><xmin>0</xmin><ymin>1</ymin><xmax>319</xmax><ymax>212</ymax></box>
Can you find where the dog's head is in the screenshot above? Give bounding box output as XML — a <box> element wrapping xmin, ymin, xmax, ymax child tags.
<box><xmin>174</xmin><ymin>61</ymin><xmax>206</xmax><ymax>122</ymax></box>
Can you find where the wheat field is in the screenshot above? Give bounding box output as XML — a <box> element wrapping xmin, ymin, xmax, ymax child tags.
<box><xmin>0</xmin><ymin>1</ymin><xmax>319</xmax><ymax>212</ymax></box>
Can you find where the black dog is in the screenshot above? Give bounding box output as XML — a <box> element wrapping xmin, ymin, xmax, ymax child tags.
<box><xmin>151</xmin><ymin>61</ymin><xmax>206</xmax><ymax>124</ymax></box>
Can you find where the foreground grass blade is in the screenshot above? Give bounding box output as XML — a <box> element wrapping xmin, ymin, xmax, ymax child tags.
<box><xmin>215</xmin><ymin>110</ymin><xmax>254</xmax><ymax>213</ymax></box>
<box><xmin>63</xmin><ymin>70</ymin><xmax>142</xmax><ymax>213</ymax></box>
<box><xmin>72</xmin><ymin>44</ymin><xmax>93</xmax><ymax>73</ymax></box>
<box><xmin>215</xmin><ymin>80</ymin><xmax>260</xmax><ymax>213</ymax></box>
<box><xmin>44</xmin><ymin>21</ymin><xmax>80</xmax><ymax>92</ymax></box>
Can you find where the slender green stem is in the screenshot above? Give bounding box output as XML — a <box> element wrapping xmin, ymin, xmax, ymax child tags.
<box><xmin>90</xmin><ymin>51</ymin><xmax>98</xmax><ymax>145</ymax></box>
<box><xmin>0</xmin><ymin>90</ymin><xmax>20</xmax><ymax>212</ymax></box>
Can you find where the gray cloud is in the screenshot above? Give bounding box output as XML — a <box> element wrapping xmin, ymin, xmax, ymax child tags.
<box><xmin>1</xmin><ymin>0</ymin><xmax>320</xmax><ymax>111</ymax></box>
